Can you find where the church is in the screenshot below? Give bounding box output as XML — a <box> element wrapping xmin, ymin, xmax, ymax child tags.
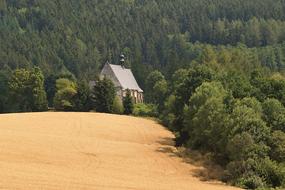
<box><xmin>99</xmin><ymin>55</ymin><xmax>144</xmax><ymax>103</ymax></box>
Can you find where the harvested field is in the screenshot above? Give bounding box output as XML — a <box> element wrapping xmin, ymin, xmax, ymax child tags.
<box><xmin>0</xmin><ymin>112</ymin><xmax>240</xmax><ymax>190</ymax></box>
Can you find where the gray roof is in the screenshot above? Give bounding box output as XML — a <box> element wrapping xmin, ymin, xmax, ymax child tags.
<box><xmin>109</xmin><ymin>64</ymin><xmax>143</xmax><ymax>92</ymax></box>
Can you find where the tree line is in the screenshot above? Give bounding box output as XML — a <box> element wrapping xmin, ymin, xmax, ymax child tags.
<box><xmin>0</xmin><ymin>67</ymin><xmax>134</xmax><ymax>115</ymax></box>
<box><xmin>143</xmin><ymin>64</ymin><xmax>285</xmax><ymax>189</ymax></box>
<box><xmin>1</xmin><ymin>0</ymin><xmax>285</xmax><ymax>188</ymax></box>
<box><xmin>1</xmin><ymin>59</ymin><xmax>284</xmax><ymax>189</ymax></box>
<box><xmin>1</xmin><ymin>0</ymin><xmax>285</xmax><ymax>86</ymax></box>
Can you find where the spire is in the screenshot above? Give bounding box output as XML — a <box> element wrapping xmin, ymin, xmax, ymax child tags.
<box><xmin>120</xmin><ymin>54</ymin><xmax>125</xmax><ymax>68</ymax></box>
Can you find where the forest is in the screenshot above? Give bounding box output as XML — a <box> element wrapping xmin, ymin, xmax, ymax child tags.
<box><xmin>1</xmin><ymin>0</ymin><xmax>285</xmax><ymax>82</ymax></box>
<box><xmin>1</xmin><ymin>0</ymin><xmax>285</xmax><ymax>189</ymax></box>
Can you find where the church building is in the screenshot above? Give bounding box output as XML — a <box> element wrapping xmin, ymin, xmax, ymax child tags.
<box><xmin>100</xmin><ymin>55</ymin><xmax>144</xmax><ymax>103</ymax></box>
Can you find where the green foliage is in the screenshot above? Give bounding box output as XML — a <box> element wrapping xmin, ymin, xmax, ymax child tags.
<box><xmin>184</xmin><ymin>82</ymin><xmax>231</xmax><ymax>154</ymax></box>
<box><xmin>175</xmin><ymin>65</ymin><xmax>216</xmax><ymax>114</ymax></box>
<box><xmin>133</xmin><ymin>103</ymin><xmax>158</xmax><ymax>117</ymax></box>
<box><xmin>268</xmin><ymin>131</ymin><xmax>285</xmax><ymax>162</ymax></box>
<box><xmin>171</xmin><ymin>66</ymin><xmax>217</xmax><ymax>146</ymax></box>
<box><xmin>264</xmin><ymin>78</ymin><xmax>285</xmax><ymax>106</ymax></box>
<box><xmin>0</xmin><ymin>70</ymin><xmax>10</xmax><ymax>113</ymax></box>
<box><xmin>74</xmin><ymin>81</ymin><xmax>91</xmax><ymax>112</ymax></box>
<box><xmin>236</xmin><ymin>97</ymin><xmax>263</xmax><ymax>114</ymax></box>
<box><xmin>251</xmin><ymin>74</ymin><xmax>285</xmax><ymax>106</ymax></box>
<box><xmin>55</xmin><ymin>78</ymin><xmax>76</xmax><ymax>90</ymax></box>
<box><xmin>8</xmin><ymin>67</ymin><xmax>48</xmax><ymax>112</ymax></box>
<box><xmin>161</xmin><ymin>95</ymin><xmax>176</xmax><ymax>128</ymax></box>
<box><xmin>2</xmin><ymin>1</ymin><xmax>285</xmax><ymax>188</ymax></box>
<box><xmin>227</xmin><ymin>132</ymin><xmax>257</xmax><ymax>161</ymax></box>
<box><xmin>30</xmin><ymin>67</ymin><xmax>49</xmax><ymax>111</ymax></box>
<box><xmin>220</xmin><ymin>71</ymin><xmax>253</xmax><ymax>99</ymax></box>
<box><xmin>44</xmin><ymin>75</ymin><xmax>57</xmax><ymax>107</ymax></box>
<box><xmin>255</xmin><ymin>158</ymin><xmax>285</xmax><ymax>188</ymax></box>
<box><xmin>226</xmin><ymin>157</ymin><xmax>285</xmax><ymax>189</ymax></box>
<box><xmin>112</xmin><ymin>96</ymin><xmax>124</xmax><ymax>114</ymax></box>
<box><xmin>92</xmin><ymin>78</ymin><xmax>115</xmax><ymax>113</ymax></box>
<box><xmin>123</xmin><ymin>89</ymin><xmax>134</xmax><ymax>115</ymax></box>
<box><xmin>235</xmin><ymin>174</ymin><xmax>265</xmax><ymax>189</ymax></box>
<box><xmin>53</xmin><ymin>78</ymin><xmax>77</xmax><ymax>111</ymax></box>
<box><xmin>161</xmin><ymin>65</ymin><xmax>285</xmax><ymax>188</ymax></box>
<box><xmin>231</xmin><ymin>98</ymin><xmax>270</xmax><ymax>143</ymax></box>
<box><xmin>262</xmin><ymin>99</ymin><xmax>285</xmax><ymax>132</ymax></box>
<box><xmin>171</xmin><ymin>69</ymin><xmax>188</xmax><ymax>92</ymax></box>
<box><xmin>153</xmin><ymin>80</ymin><xmax>168</xmax><ymax>103</ymax></box>
<box><xmin>2</xmin><ymin>0</ymin><xmax>285</xmax><ymax>84</ymax></box>
<box><xmin>145</xmin><ymin>70</ymin><xmax>167</xmax><ymax>105</ymax></box>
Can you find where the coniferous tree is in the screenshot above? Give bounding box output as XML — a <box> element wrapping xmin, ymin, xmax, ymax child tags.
<box><xmin>123</xmin><ymin>89</ymin><xmax>134</xmax><ymax>115</ymax></box>
<box><xmin>92</xmin><ymin>78</ymin><xmax>115</xmax><ymax>113</ymax></box>
<box><xmin>0</xmin><ymin>70</ymin><xmax>10</xmax><ymax>113</ymax></box>
<box><xmin>74</xmin><ymin>81</ymin><xmax>91</xmax><ymax>112</ymax></box>
<box><xmin>45</xmin><ymin>75</ymin><xmax>57</xmax><ymax>107</ymax></box>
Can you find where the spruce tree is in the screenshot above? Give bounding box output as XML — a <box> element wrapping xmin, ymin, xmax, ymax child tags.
<box><xmin>92</xmin><ymin>78</ymin><xmax>115</xmax><ymax>113</ymax></box>
<box><xmin>123</xmin><ymin>89</ymin><xmax>134</xmax><ymax>115</ymax></box>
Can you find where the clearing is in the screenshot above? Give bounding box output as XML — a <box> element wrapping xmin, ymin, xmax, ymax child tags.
<box><xmin>0</xmin><ymin>112</ymin><xmax>240</xmax><ymax>190</ymax></box>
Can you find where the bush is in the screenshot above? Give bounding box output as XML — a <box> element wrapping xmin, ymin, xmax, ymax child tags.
<box><xmin>226</xmin><ymin>158</ymin><xmax>285</xmax><ymax>189</ymax></box>
<box><xmin>236</xmin><ymin>174</ymin><xmax>265</xmax><ymax>189</ymax></box>
<box><xmin>133</xmin><ymin>103</ymin><xmax>158</xmax><ymax>117</ymax></box>
<box><xmin>256</xmin><ymin>158</ymin><xmax>285</xmax><ymax>188</ymax></box>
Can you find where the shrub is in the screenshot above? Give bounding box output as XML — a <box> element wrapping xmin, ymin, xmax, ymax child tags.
<box><xmin>226</xmin><ymin>158</ymin><xmax>285</xmax><ymax>189</ymax></box>
<box><xmin>255</xmin><ymin>158</ymin><xmax>285</xmax><ymax>188</ymax></box>
<box><xmin>133</xmin><ymin>103</ymin><xmax>158</xmax><ymax>117</ymax></box>
<box><xmin>236</xmin><ymin>174</ymin><xmax>265</xmax><ymax>189</ymax></box>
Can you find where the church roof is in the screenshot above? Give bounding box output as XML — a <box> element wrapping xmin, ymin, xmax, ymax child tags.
<box><xmin>108</xmin><ymin>64</ymin><xmax>143</xmax><ymax>92</ymax></box>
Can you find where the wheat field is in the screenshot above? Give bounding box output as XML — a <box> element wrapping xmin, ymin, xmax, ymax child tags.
<box><xmin>0</xmin><ymin>112</ymin><xmax>240</xmax><ymax>190</ymax></box>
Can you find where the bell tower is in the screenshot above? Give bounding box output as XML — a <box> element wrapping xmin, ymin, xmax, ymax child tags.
<box><xmin>119</xmin><ymin>54</ymin><xmax>125</xmax><ymax>68</ymax></box>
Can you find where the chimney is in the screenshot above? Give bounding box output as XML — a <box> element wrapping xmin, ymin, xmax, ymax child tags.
<box><xmin>120</xmin><ymin>54</ymin><xmax>125</xmax><ymax>68</ymax></box>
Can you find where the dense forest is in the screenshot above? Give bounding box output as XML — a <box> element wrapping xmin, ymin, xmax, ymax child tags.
<box><xmin>151</xmin><ymin>66</ymin><xmax>285</xmax><ymax>189</ymax></box>
<box><xmin>1</xmin><ymin>0</ymin><xmax>285</xmax><ymax>82</ymax></box>
<box><xmin>1</xmin><ymin>0</ymin><xmax>285</xmax><ymax>189</ymax></box>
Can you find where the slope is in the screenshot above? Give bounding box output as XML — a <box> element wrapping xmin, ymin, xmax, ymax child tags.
<box><xmin>0</xmin><ymin>112</ymin><xmax>240</xmax><ymax>190</ymax></box>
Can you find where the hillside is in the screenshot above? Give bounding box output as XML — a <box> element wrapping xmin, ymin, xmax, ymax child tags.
<box><xmin>1</xmin><ymin>1</ymin><xmax>285</xmax><ymax>189</ymax></box>
<box><xmin>1</xmin><ymin>0</ymin><xmax>285</xmax><ymax>84</ymax></box>
<box><xmin>0</xmin><ymin>112</ymin><xmax>240</xmax><ymax>190</ymax></box>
